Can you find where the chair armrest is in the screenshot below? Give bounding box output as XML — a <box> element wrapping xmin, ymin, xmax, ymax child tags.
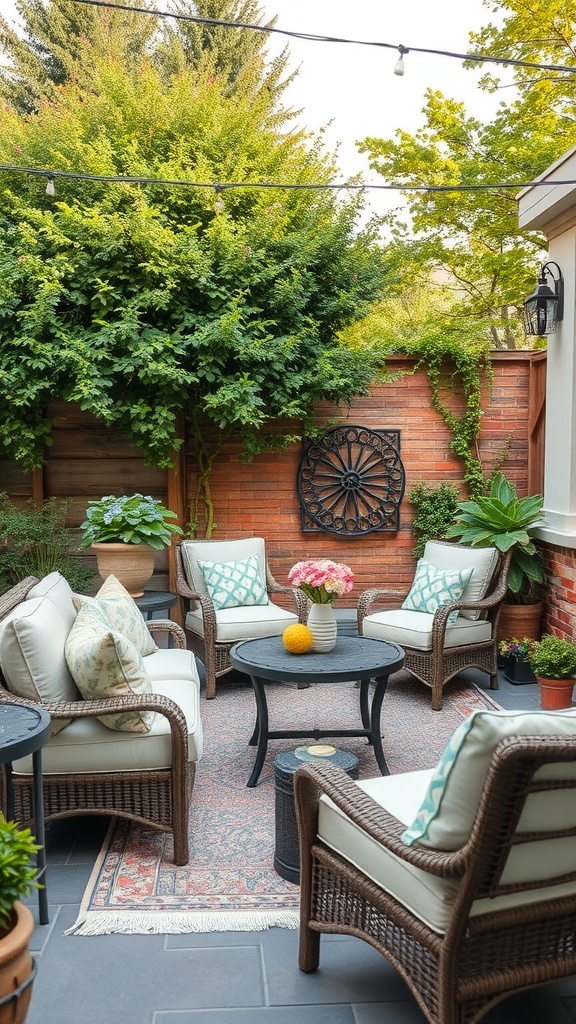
<box><xmin>147</xmin><ymin>619</ymin><xmax>187</xmax><ymax>649</ymax></box>
<box><xmin>357</xmin><ymin>587</ymin><xmax>408</xmax><ymax>629</ymax></box>
<box><xmin>294</xmin><ymin>761</ymin><xmax>465</xmax><ymax>880</ymax></box>
<box><xmin>266</xmin><ymin>565</ymin><xmax>308</xmax><ymax>622</ymax></box>
<box><xmin>0</xmin><ymin>692</ymin><xmax>190</xmax><ymax>761</ymax></box>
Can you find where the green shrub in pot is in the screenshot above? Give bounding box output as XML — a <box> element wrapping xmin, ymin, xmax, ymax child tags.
<box><xmin>528</xmin><ymin>635</ymin><xmax>576</xmax><ymax>680</ymax></box>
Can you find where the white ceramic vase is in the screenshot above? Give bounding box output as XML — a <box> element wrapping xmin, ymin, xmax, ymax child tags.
<box><xmin>307</xmin><ymin>602</ymin><xmax>337</xmax><ymax>653</ymax></box>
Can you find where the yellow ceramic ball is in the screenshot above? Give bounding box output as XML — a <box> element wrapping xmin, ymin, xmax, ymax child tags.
<box><xmin>282</xmin><ymin>624</ymin><xmax>314</xmax><ymax>654</ymax></box>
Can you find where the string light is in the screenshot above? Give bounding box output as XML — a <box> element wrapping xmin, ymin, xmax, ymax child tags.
<box><xmin>394</xmin><ymin>45</ymin><xmax>408</xmax><ymax>77</ymax></box>
<box><xmin>67</xmin><ymin>0</ymin><xmax>576</xmax><ymax>78</ymax></box>
<box><xmin>2</xmin><ymin>164</ymin><xmax>576</xmax><ymax>195</ymax></box>
<box><xmin>45</xmin><ymin>177</ymin><xmax>55</xmax><ymax>196</ymax></box>
<box><xmin>213</xmin><ymin>185</ymin><xmax>225</xmax><ymax>214</ymax></box>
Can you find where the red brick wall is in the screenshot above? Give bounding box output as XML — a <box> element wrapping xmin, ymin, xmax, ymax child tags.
<box><xmin>186</xmin><ymin>352</ymin><xmax>534</xmax><ymax>607</ymax></box>
<box><xmin>543</xmin><ymin>544</ymin><xmax>576</xmax><ymax>638</ymax></box>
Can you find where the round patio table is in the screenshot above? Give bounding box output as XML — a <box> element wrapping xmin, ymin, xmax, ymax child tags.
<box><xmin>229</xmin><ymin>635</ymin><xmax>404</xmax><ymax>787</ymax></box>
<box><xmin>0</xmin><ymin>702</ymin><xmax>52</xmax><ymax>924</ymax></box>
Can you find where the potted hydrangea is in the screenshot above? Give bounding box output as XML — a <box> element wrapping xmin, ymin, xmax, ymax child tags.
<box><xmin>79</xmin><ymin>493</ymin><xmax>183</xmax><ymax>597</ymax></box>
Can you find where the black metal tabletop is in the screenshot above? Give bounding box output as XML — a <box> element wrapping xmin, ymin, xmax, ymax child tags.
<box><xmin>229</xmin><ymin>634</ymin><xmax>404</xmax><ymax>683</ymax></box>
<box><xmin>135</xmin><ymin>591</ymin><xmax>178</xmax><ymax>619</ymax></box>
<box><xmin>0</xmin><ymin>702</ymin><xmax>51</xmax><ymax>763</ymax></box>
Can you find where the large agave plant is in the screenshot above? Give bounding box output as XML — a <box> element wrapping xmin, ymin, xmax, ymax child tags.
<box><xmin>446</xmin><ymin>473</ymin><xmax>546</xmax><ymax>604</ymax></box>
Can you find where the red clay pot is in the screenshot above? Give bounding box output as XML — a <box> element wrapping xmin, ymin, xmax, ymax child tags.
<box><xmin>536</xmin><ymin>675</ymin><xmax>575</xmax><ymax>710</ymax></box>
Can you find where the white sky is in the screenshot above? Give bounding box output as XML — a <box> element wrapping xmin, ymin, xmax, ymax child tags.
<box><xmin>262</xmin><ymin>0</ymin><xmax>504</xmax><ymax>218</ymax></box>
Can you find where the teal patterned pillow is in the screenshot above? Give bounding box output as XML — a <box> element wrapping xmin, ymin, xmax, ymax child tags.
<box><xmin>73</xmin><ymin>574</ymin><xmax>157</xmax><ymax>657</ymax></box>
<box><xmin>401</xmin><ymin>713</ymin><xmax>476</xmax><ymax>846</ymax></box>
<box><xmin>198</xmin><ymin>555</ymin><xmax>269</xmax><ymax>610</ymax></box>
<box><xmin>401</xmin><ymin>560</ymin><xmax>474</xmax><ymax>625</ymax></box>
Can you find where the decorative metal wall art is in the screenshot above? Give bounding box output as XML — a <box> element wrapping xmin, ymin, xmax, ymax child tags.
<box><xmin>297</xmin><ymin>425</ymin><xmax>405</xmax><ymax>536</ymax></box>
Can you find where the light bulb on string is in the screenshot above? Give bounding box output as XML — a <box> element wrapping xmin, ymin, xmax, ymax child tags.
<box><xmin>394</xmin><ymin>45</ymin><xmax>408</xmax><ymax>76</ymax></box>
<box><xmin>214</xmin><ymin>185</ymin><xmax>225</xmax><ymax>214</ymax></box>
<box><xmin>45</xmin><ymin>177</ymin><xmax>56</xmax><ymax>196</ymax></box>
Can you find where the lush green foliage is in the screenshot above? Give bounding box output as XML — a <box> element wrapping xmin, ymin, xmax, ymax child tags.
<box><xmin>358</xmin><ymin>0</ymin><xmax>576</xmax><ymax>351</ymax></box>
<box><xmin>446</xmin><ymin>472</ymin><xmax>546</xmax><ymax>603</ymax></box>
<box><xmin>0</xmin><ymin>493</ymin><xmax>94</xmax><ymax>594</ymax></box>
<box><xmin>528</xmin><ymin>634</ymin><xmax>576</xmax><ymax>680</ymax></box>
<box><xmin>0</xmin><ymin>2</ymin><xmax>385</xmax><ymax>476</ymax></box>
<box><xmin>79</xmin><ymin>494</ymin><xmax>183</xmax><ymax>549</ymax></box>
<box><xmin>342</xmin><ymin>304</ymin><xmax>494</xmax><ymax>493</ymax></box>
<box><xmin>408</xmin><ymin>481</ymin><xmax>461</xmax><ymax>558</ymax></box>
<box><xmin>0</xmin><ymin>815</ymin><xmax>40</xmax><ymax>934</ymax></box>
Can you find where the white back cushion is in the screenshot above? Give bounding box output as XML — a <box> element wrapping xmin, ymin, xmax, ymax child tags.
<box><xmin>402</xmin><ymin>708</ymin><xmax>576</xmax><ymax>850</ymax></box>
<box><xmin>28</xmin><ymin>571</ymin><xmax>77</xmax><ymax>632</ymax></box>
<box><xmin>423</xmin><ymin>542</ymin><xmax>499</xmax><ymax>620</ymax></box>
<box><xmin>181</xmin><ymin>538</ymin><xmax>266</xmax><ymax>596</ymax></box>
<box><xmin>0</xmin><ymin>595</ymin><xmax>80</xmax><ymax>731</ymax></box>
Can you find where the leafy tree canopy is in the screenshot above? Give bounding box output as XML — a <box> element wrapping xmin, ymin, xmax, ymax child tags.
<box><xmin>359</xmin><ymin>0</ymin><xmax>576</xmax><ymax>350</ymax></box>
<box><xmin>0</xmin><ymin>4</ymin><xmax>386</xmax><ymax>469</ymax></box>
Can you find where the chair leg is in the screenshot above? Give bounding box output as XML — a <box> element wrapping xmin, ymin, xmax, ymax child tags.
<box><xmin>489</xmin><ymin>671</ymin><xmax>499</xmax><ymax>690</ymax></box>
<box><xmin>203</xmin><ymin>646</ymin><xmax>218</xmax><ymax>700</ymax></box>
<box><xmin>298</xmin><ymin>922</ymin><xmax>321</xmax><ymax>972</ymax></box>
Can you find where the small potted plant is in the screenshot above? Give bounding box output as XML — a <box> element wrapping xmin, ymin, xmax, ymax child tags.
<box><xmin>0</xmin><ymin>815</ymin><xmax>41</xmax><ymax>1024</ymax></box>
<box><xmin>527</xmin><ymin>634</ymin><xmax>576</xmax><ymax>709</ymax></box>
<box><xmin>79</xmin><ymin>493</ymin><xmax>183</xmax><ymax>596</ymax></box>
<box><xmin>287</xmin><ymin>559</ymin><xmax>354</xmax><ymax>653</ymax></box>
<box><xmin>498</xmin><ymin>637</ymin><xmax>538</xmax><ymax>685</ymax></box>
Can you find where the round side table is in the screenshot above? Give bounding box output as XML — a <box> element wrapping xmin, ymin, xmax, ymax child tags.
<box><xmin>0</xmin><ymin>703</ymin><xmax>52</xmax><ymax>925</ymax></box>
<box><xmin>274</xmin><ymin>745</ymin><xmax>359</xmax><ymax>885</ymax></box>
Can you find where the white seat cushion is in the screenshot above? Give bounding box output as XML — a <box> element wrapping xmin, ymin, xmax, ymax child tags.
<box><xmin>0</xmin><ymin>595</ymin><xmax>80</xmax><ymax>732</ymax></box>
<box><xmin>185</xmin><ymin>602</ymin><xmax>298</xmax><ymax>643</ymax></box>
<box><xmin>423</xmin><ymin>542</ymin><xmax>499</xmax><ymax>621</ymax></box>
<box><xmin>12</xmin><ymin>676</ymin><xmax>203</xmax><ymax>774</ymax></box>
<box><xmin>362</xmin><ymin>609</ymin><xmax>492</xmax><ymax>650</ymax></box>
<box><xmin>319</xmin><ymin>757</ymin><xmax>576</xmax><ymax>934</ymax></box>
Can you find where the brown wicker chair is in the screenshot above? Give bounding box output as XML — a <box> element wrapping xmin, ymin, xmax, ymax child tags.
<box><xmin>175</xmin><ymin>539</ymin><xmax>307</xmax><ymax>699</ymax></box>
<box><xmin>0</xmin><ymin>576</ymin><xmax>199</xmax><ymax>865</ymax></box>
<box><xmin>358</xmin><ymin>541</ymin><xmax>513</xmax><ymax>710</ymax></box>
<box><xmin>295</xmin><ymin>731</ymin><xmax>576</xmax><ymax>1024</ymax></box>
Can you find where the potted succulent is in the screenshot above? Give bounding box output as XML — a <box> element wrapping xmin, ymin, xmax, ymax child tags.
<box><xmin>498</xmin><ymin>637</ymin><xmax>538</xmax><ymax>686</ymax></box>
<box><xmin>79</xmin><ymin>493</ymin><xmax>183</xmax><ymax>597</ymax></box>
<box><xmin>446</xmin><ymin>473</ymin><xmax>546</xmax><ymax>643</ymax></box>
<box><xmin>528</xmin><ymin>634</ymin><xmax>576</xmax><ymax>710</ymax></box>
<box><xmin>0</xmin><ymin>816</ymin><xmax>40</xmax><ymax>1024</ymax></box>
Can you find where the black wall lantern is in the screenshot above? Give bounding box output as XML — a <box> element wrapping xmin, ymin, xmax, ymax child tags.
<box><xmin>523</xmin><ymin>261</ymin><xmax>564</xmax><ymax>336</ymax></box>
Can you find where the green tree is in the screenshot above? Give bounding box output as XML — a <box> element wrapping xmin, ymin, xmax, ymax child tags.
<box><xmin>0</xmin><ymin>42</ymin><xmax>385</xmax><ymax>522</ymax></box>
<box><xmin>359</xmin><ymin>0</ymin><xmax>576</xmax><ymax>350</ymax></box>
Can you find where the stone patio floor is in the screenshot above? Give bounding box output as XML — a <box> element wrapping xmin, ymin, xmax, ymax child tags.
<box><xmin>22</xmin><ymin>664</ymin><xmax>576</xmax><ymax>1024</ymax></box>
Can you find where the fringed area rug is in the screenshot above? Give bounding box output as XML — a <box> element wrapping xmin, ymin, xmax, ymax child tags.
<box><xmin>69</xmin><ymin>671</ymin><xmax>500</xmax><ymax>936</ymax></box>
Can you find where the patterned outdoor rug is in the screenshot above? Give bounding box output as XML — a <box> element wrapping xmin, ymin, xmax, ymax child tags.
<box><xmin>69</xmin><ymin>670</ymin><xmax>500</xmax><ymax>936</ymax></box>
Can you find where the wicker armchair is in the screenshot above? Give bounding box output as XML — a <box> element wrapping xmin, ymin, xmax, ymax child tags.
<box><xmin>0</xmin><ymin>575</ymin><xmax>202</xmax><ymax>865</ymax></box>
<box><xmin>358</xmin><ymin>541</ymin><xmax>513</xmax><ymax>710</ymax></box>
<box><xmin>175</xmin><ymin>539</ymin><xmax>307</xmax><ymax>699</ymax></box>
<box><xmin>295</xmin><ymin>721</ymin><xmax>576</xmax><ymax>1024</ymax></box>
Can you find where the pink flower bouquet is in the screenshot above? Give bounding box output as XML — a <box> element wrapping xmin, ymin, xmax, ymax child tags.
<box><xmin>288</xmin><ymin>559</ymin><xmax>354</xmax><ymax>604</ymax></box>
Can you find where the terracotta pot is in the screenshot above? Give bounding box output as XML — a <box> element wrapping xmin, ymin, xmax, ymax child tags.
<box><xmin>536</xmin><ymin>675</ymin><xmax>575</xmax><ymax>710</ymax></box>
<box><xmin>0</xmin><ymin>902</ymin><xmax>35</xmax><ymax>1024</ymax></box>
<box><xmin>497</xmin><ymin>601</ymin><xmax>544</xmax><ymax>646</ymax></box>
<box><xmin>91</xmin><ymin>542</ymin><xmax>156</xmax><ymax>597</ymax></box>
